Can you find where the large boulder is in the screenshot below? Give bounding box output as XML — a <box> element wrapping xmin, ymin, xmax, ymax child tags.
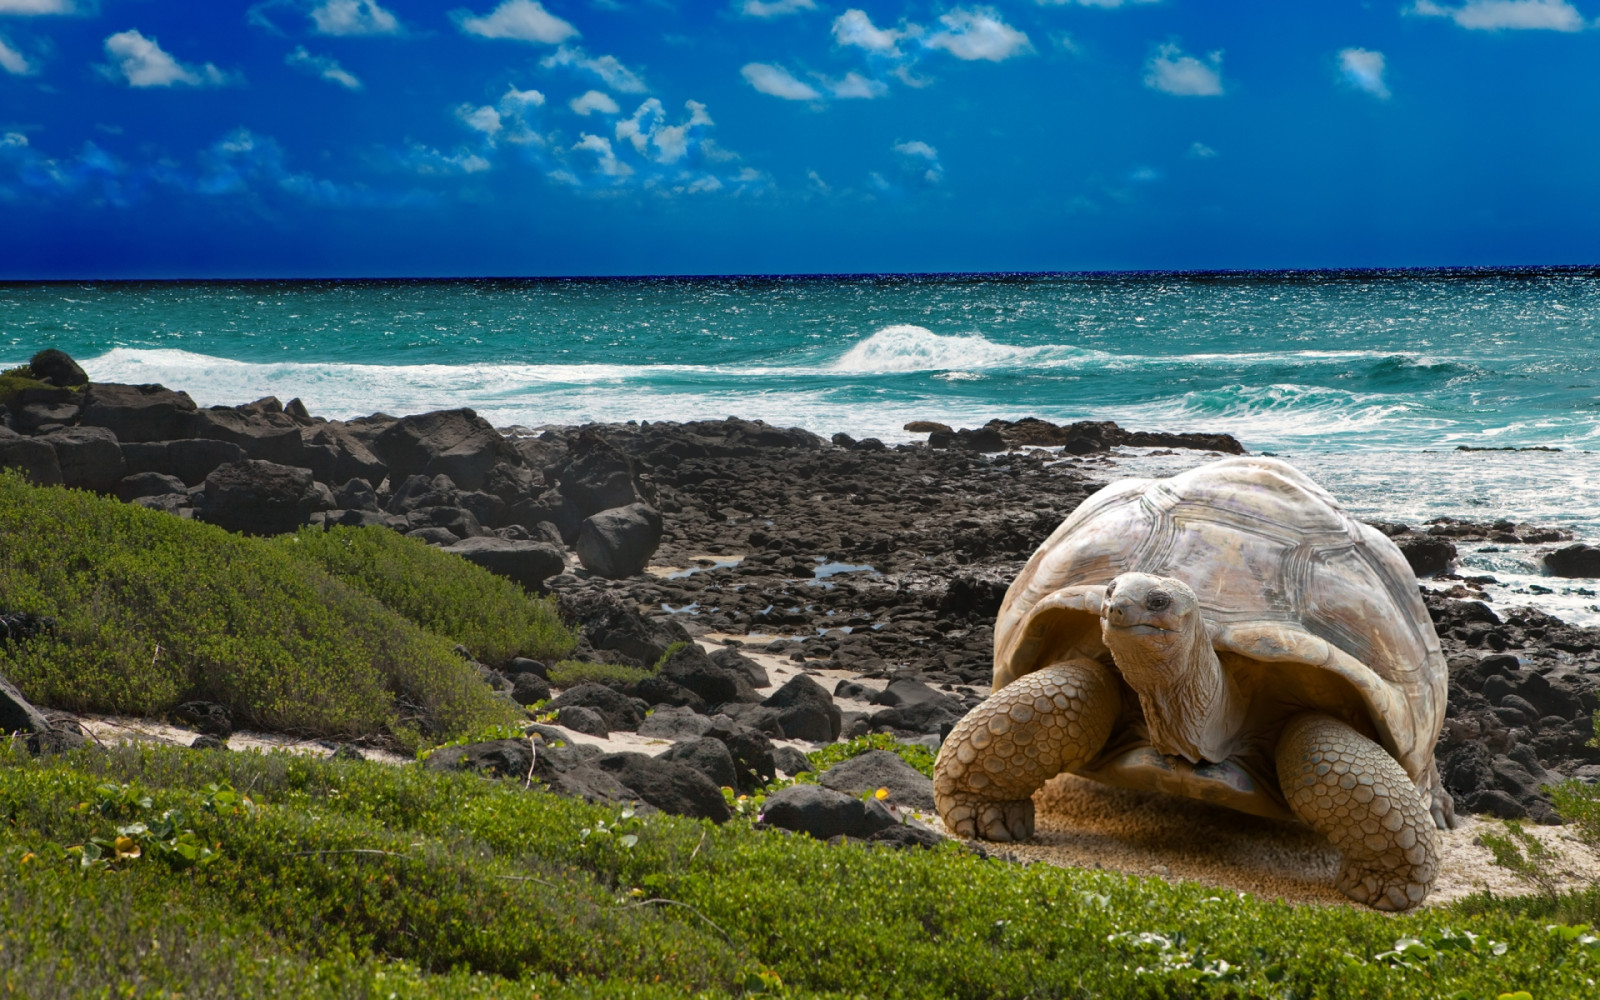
<box><xmin>560</xmin><ymin>593</ymin><xmax>690</xmax><ymax>665</ymax></box>
<box><xmin>817</xmin><ymin>750</ymin><xmax>936</xmax><ymax>812</ymax></box>
<box><xmin>761</xmin><ymin>674</ymin><xmax>842</xmax><ymax>742</ymax></box>
<box><xmin>0</xmin><ymin>670</ymin><xmax>54</xmax><ymax>737</ymax></box>
<box><xmin>116</xmin><ymin>471</ymin><xmax>187</xmax><ymax>502</ymax></box>
<box><xmin>556</xmin><ymin>431</ymin><xmax>654</xmax><ymax>517</ymax></box>
<box><xmin>445</xmin><ymin>537</ymin><xmax>565</xmax><ymax>590</ymax></box>
<box><xmin>299</xmin><ymin>423</ymin><xmax>387</xmax><ymax>486</ymax></box>
<box><xmin>79</xmin><ymin>383</ymin><xmax>197</xmax><ymax>442</ymax></box>
<box><xmin>120</xmin><ymin>439</ymin><xmax>247</xmax><ymax>486</ymax></box>
<box><xmin>1397</xmin><ymin>534</ymin><xmax>1457</xmax><ymax>578</ymax></box>
<box><xmin>38</xmin><ymin>426</ymin><xmax>124</xmax><ymax>493</ymax></box>
<box><xmin>423</xmin><ymin>739</ymin><xmax>533</xmax><ymax>779</ymax></box>
<box><xmin>371</xmin><ymin>409</ymin><xmax>517</xmax><ymax>492</ymax></box>
<box><xmin>575</xmin><ymin>503</ymin><xmax>663</xmax><ymax>579</ymax></box>
<box><xmin>637</xmin><ymin>705</ymin><xmax>715</xmax><ymax>739</ymax></box>
<box><xmin>504</xmin><ymin>488</ymin><xmax>583</xmax><ymax>544</ymax></box>
<box><xmin>194</xmin><ymin>460</ymin><xmax>333</xmax><ymax>535</ymax></box>
<box><xmin>0</xmin><ymin>430</ymin><xmax>62</xmax><ymax>485</ymax></box>
<box><xmin>593</xmin><ymin>752</ymin><xmax>730</xmax><ymax>822</ymax></box>
<box><xmin>191</xmin><ymin>408</ymin><xmax>305</xmax><ymax>465</ymax></box>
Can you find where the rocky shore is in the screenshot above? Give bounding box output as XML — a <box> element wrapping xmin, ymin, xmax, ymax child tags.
<box><xmin>1</xmin><ymin>349</ymin><xmax>1597</xmax><ymax>831</ymax></box>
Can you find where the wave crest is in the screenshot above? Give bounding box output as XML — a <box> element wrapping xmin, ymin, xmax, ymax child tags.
<box><xmin>831</xmin><ymin>325</ymin><xmax>1047</xmax><ymax>372</ymax></box>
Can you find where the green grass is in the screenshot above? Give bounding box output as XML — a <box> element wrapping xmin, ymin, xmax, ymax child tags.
<box><xmin>0</xmin><ymin>473</ymin><xmax>521</xmax><ymax>748</ymax></box>
<box><xmin>278</xmin><ymin>526</ymin><xmax>576</xmax><ymax>667</ymax></box>
<box><xmin>4</xmin><ymin>743</ymin><xmax>1600</xmax><ymax>999</ymax></box>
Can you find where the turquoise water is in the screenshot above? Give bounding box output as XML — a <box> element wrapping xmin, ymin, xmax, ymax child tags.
<box><xmin>3</xmin><ymin>270</ymin><xmax>1599</xmax><ymax>622</ymax></box>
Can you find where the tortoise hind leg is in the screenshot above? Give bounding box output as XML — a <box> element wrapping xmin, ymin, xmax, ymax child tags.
<box><xmin>1275</xmin><ymin>713</ymin><xmax>1439</xmax><ymax>911</ymax></box>
<box><xmin>934</xmin><ymin>658</ymin><xmax>1120</xmax><ymax>842</ymax></box>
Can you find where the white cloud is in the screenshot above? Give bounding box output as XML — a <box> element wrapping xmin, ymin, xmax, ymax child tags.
<box><xmin>0</xmin><ymin>0</ymin><xmax>75</xmax><ymax>14</ymax></box>
<box><xmin>826</xmin><ymin>70</ymin><xmax>887</xmax><ymax>99</ymax></box>
<box><xmin>458</xmin><ymin>103</ymin><xmax>502</xmax><ymax>135</ymax></box>
<box><xmin>502</xmin><ymin>85</ymin><xmax>545</xmax><ymax>108</ymax></box>
<box><xmin>102</xmin><ymin>30</ymin><xmax>228</xmax><ymax>88</ymax></box>
<box><xmin>1338</xmin><ymin>47</ymin><xmax>1389</xmax><ymax>99</ymax></box>
<box><xmin>456</xmin><ymin>0</ymin><xmax>578</xmax><ymax>44</ymax></box>
<box><xmin>541</xmin><ymin>46</ymin><xmax>646</xmax><ymax>93</ymax></box>
<box><xmin>573</xmin><ymin>133</ymin><xmax>631</xmax><ymax>176</ymax></box>
<box><xmin>0</xmin><ymin>36</ymin><xmax>31</xmax><ymax>75</ymax></box>
<box><xmin>1</xmin><ymin>131</ymin><xmax>25</xmax><ymax>145</ymax></box>
<box><xmin>1187</xmin><ymin>141</ymin><xmax>1217</xmax><ymax>158</ymax></box>
<box><xmin>893</xmin><ymin>139</ymin><xmax>943</xmax><ymax>182</ymax></box>
<box><xmin>310</xmin><ymin>0</ymin><xmax>401</xmax><ymax>36</ymax></box>
<box><xmin>400</xmin><ymin>142</ymin><xmax>492</xmax><ymax>175</ymax></box>
<box><xmin>1407</xmin><ymin>0</ymin><xmax>1586</xmax><ymax>31</ymax></box>
<box><xmin>740</xmin><ymin>0</ymin><xmax>817</xmax><ymax>16</ymax></box>
<box><xmin>286</xmin><ymin>46</ymin><xmax>362</xmax><ymax>89</ymax></box>
<box><xmin>1143</xmin><ymin>43</ymin><xmax>1223</xmax><ymax>96</ymax></box>
<box><xmin>832</xmin><ymin>9</ymin><xmax>910</xmax><ymax>55</ymax></box>
<box><xmin>570</xmin><ymin>89</ymin><xmax>620</xmax><ymax>115</ymax></box>
<box><xmin>741</xmin><ymin>61</ymin><xmax>821</xmax><ymax>100</ymax></box>
<box><xmin>615</xmin><ymin>97</ymin><xmax>713</xmax><ymax>163</ymax></box>
<box><xmin>924</xmin><ymin>7</ymin><xmax>1033</xmax><ymax>61</ymax></box>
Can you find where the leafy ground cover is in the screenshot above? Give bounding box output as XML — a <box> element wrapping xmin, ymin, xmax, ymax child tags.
<box><xmin>4</xmin><ymin>742</ymin><xmax>1600</xmax><ymax>1000</ymax></box>
<box><xmin>0</xmin><ymin>474</ymin><xmax>533</xmax><ymax>747</ymax></box>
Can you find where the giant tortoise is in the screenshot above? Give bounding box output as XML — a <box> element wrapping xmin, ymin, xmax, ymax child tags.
<box><xmin>933</xmin><ymin>456</ymin><xmax>1454</xmax><ymax>910</ymax></box>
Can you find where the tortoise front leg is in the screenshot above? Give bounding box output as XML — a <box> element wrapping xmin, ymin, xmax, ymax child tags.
<box><xmin>934</xmin><ymin>658</ymin><xmax>1120</xmax><ymax>842</ymax></box>
<box><xmin>1276</xmin><ymin>713</ymin><xmax>1440</xmax><ymax>911</ymax></box>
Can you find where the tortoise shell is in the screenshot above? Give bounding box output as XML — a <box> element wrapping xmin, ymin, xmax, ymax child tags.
<box><xmin>993</xmin><ymin>456</ymin><xmax>1447</xmax><ymax>784</ymax></box>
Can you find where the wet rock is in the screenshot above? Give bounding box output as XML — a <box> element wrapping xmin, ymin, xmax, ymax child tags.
<box><xmin>1396</xmin><ymin>534</ymin><xmax>1457</xmax><ymax>578</ymax></box>
<box><xmin>195</xmin><ymin>460</ymin><xmax>332</xmax><ymax>535</ymax></box>
<box><xmin>661</xmin><ymin>737</ymin><xmax>738</xmax><ymax>789</ymax></box>
<box><xmin>576</xmin><ymin>503</ymin><xmax>664</xmax><ymax>579</ymax></box>
<box><xmin>446</xmin><ymin>537</ymin><xmax>566</xmax><ymax>590</ymax></box>
<box><xmin>817</xmin><ymin>750</ymin><xmax>936</xmax><ymax>812</ymax></box>
<box><xmin>1545</xmin><ymin>544</ymin><xmax>1600</xmax><ymax>578</ymax></box>
<box><xmin>761</xmin><ymin>674</ymin><xmax>841</xmax><ymax>742</ymax></box>
<box><xmin>593</xmin><ymin>752</ymin><xmax>730</xmax><ymax>822</ymax></box>
<box><xmin>79</xmin><ymin>383</ymin><xmax>197</xmax><ymax>442</ymax></box>
<box><xmin>759</xmin><ymin>784</ymin><xmax>897</xmax><ymax>840</ymax></box>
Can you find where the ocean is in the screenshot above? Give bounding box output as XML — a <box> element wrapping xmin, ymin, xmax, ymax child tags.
<box><xmin>4</xmin><ymin>269</ymin><xmax>1599</xmax><ymax>623</ymax></box>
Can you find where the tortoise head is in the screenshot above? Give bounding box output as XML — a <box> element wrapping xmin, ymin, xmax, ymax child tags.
<box><xmin>1100</xmin><ymin>573</ymin><xmax>1211</xmax><ymax>694</ymax></box>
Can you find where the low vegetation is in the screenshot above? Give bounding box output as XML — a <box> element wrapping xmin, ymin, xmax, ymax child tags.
<box><xmin>0</xmin><ymin>473</ymin><xmax>531</xmax><ymax>747</ymax></box>
<box><xmin>4</xmin><ymin>742</ymin><xmax>1600</xmax><ymax>999</ymax></box>
<box><xmin>278</xmin><ymin>525</ymin><xmax>576</xmax><ymax>666</ymax></box>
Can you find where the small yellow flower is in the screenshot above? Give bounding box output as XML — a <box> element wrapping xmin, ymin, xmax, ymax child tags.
<box><xmin>113</xmin><ymin>836</ymin><xmax>141</xmax><ymax>861</ymax></box>
<box><xmin>18</xmin><ymin>852</ymin><xmax>35</xmax><ymax>865</ymax></box>
<box><xmin>874</xmin><ymin>787</ymin><xmax>890</xmax><ymax>800</ymax></box>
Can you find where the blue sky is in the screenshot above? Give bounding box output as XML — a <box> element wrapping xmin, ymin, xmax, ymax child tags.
<box><xmin>2</xmin><ymin>0</ymin><xmax>1599</xmax><ymax>277</ymax></box>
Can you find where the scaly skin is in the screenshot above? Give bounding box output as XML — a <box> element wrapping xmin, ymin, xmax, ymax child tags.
<box><xmin>934</xmin><ymin>658</ymin><xmax>1120</xmax><ymax>842</ymax></box>
<box><xmin>1276</xmin><ymin>713</ymin><xmax>1439</xmax><ymax>911</ymax></box>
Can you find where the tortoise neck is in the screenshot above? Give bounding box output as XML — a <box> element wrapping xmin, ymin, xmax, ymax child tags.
<box><xmin>1107</xmin><ymin>615</ymin><xmax>1243</xmax><ymax>764</ymax></box>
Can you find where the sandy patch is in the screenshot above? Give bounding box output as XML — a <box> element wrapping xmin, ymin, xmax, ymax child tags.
<box><xmin>927</xmin><ymin>772</ymin><xmax>1600</xmax><ymax>909</ymax></box>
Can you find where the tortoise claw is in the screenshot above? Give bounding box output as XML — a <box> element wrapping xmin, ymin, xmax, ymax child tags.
<box><xmin>940</xmin><ymin>793</ymin><xmax>1035</xmax><ymax>843</ymax></box>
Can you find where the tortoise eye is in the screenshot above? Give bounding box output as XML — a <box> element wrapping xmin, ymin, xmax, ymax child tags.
<box><xmin>1145</xmin><ymin>590</ymin><xmax>1171</xmax><ymax>612</ymax></box>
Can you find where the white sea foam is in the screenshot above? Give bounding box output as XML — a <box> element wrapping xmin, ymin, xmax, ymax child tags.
<box><xmin>831</xmin><ymin>325</ymin><xmax>1063</xmax><ymax>371</ymax></box>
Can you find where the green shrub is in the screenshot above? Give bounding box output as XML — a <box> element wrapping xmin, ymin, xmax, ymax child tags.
<box><xmin>0</xmin><ymin>366</ymin><xmax>59</xmax><ymax>408</ymax></box>
<box><xmin>278</xmin><ymin>526</ymin><xmax>576</xmax><ymax>666</ymax></box>
<box><xmin>547</xmin><ymin>660</ymin><xmax>654</xmax><ymax>688</ymax></box>
<box><xmin>0</xmin><ymin>472</ymin><xmax>517</xmax><ymax>747</ymax></box>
